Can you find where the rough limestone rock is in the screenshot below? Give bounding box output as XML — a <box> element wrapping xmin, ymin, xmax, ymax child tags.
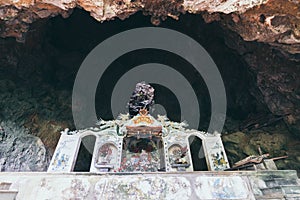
<box><xmin>0</xmin><ymin>121</ymin><xmax>50</xmax><ymax>171</ymax></box>
<box><xmin>0</xmin><ymin>0</ymin><xmax>298</xmax><ymax>48</ymax></box>
<box><xmin>222</xmin><ymin>127</ymin><xmax>300</xmax><ymax>172</ymax></box>
<box><xmin>226</xmin><ymin>130</ymin><xmax>287</xmax><ymax>155</ymax></box>
<box><xmin>0</xmin><ymin>78</ymin><xmax>72</xmax><ymax>154</ymax></box>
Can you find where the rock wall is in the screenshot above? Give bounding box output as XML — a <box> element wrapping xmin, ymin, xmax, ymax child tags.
<box><xmin>220</xmin><ymin>26</ymin><xmax>300</xmax><ymax>136</ymax></box>
<box><xmin>0</xmin><ymin>121</ymin><xmax>49</xmax><ymax>171</ymax></box>
<box><xmin>0</xmin><ymin>0</ymin><xmax>299</xmax><ymax>49</ymax></box>
<box><xmin>0</xmin><ymin>0</ymin><xmax>269</xmax><ymax>40</ymax></box>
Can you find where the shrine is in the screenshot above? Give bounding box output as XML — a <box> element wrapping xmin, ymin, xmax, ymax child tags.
<box><xmin>48</xmin><ymin>108</ymin><xmax>229</xmax><ymax>173</ymax></box>
<box><xmin>1</xmin><ymin>82</ymin><xmax>299</xmax><ymax>199</ymax></box>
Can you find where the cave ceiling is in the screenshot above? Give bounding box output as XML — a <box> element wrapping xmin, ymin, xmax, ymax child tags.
<box><xmin>0</xmin><ymin>0</ymin><xmax>299</xmax><ymax>54</ymax></box>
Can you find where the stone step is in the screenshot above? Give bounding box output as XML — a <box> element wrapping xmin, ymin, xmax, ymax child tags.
<box><xmin>284</xmin><ymin>195</ymin><xmax>300</xmax><ymax>199</ymax></box>
<box><xmin>0</xmin><ymin>182</ymin><xmax>11</xmax><ymax>190</ymax></box>
<box><xmin>260</xmin><ymin>186</ymin><xmax>285</xmax><ymax>198</ymax></box>
<box><xmin>264</xmin><ymin>178</ymin><xmax>299</xmax><ymax>188</ymax></box>
<box><xmin>281</xmin><ymin>185</ymin><xmax>300</xmax><ymax>197</ymax></box>
<box><xmin>256</xmin><ymin>198</ymin><xmax>285</xmax><ymax>200</ymax></box>
<box><xmin>0</xmin><ymin>190</ymin><xmax>18</xmax><ymax>200</ymax></box>
<box><xmin>256</xmin><ymin>171</ymin><xmax>299</xmax><ymax>181</ymax></box>
<box><xmin>255</xmin><ymin>195</ymin><xmax>285</xmax><ymax>199</ymax></box>
<box><xmin>256</xmin><ymin>186</ymin><xmax>300</xmax><ymax>199</ymax></box>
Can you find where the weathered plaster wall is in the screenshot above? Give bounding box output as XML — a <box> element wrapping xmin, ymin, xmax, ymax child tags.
<box><xmin>0</xmin><ymin>170</ymin><xmax>299</xmax><ymax>199</ymax></box>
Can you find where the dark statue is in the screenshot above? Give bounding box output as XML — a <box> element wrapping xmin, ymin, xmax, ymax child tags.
<box><xmin>128</xmin><ymin>82</ymin><xmax>155</xmax><ymax>118</ymax></box>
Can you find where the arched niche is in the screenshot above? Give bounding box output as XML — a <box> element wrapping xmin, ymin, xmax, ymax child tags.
<box><xmin>188</xmin><ymin>135</ymin><xmax>208</xmax><ymax>171</ymax></box>
<box><xmin>168</xmin><ymin>144</ymin><xmax>183</xmax><ymax>164</ymax></box>
<box><xmin>120</xmin><ymin>136</ymin><xmax>165</xmax><ymax>172</ymax></box>
<box><xmin>73</xmin><ymin>134</ymin><xmax>96</xmax><ymax>172</ymax></box>
<box><xmin>168</xmin><ymin>144</ymin><xmax>190</xmax><ymax>167</ymax></box>
<box><xmin>94</xmin><ymin>143</ymin><xmax>118</xmax><ymax>171</ymax></box>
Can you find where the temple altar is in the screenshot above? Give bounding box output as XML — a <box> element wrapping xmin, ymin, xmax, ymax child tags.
<box><xmin>48</xmin><ymin>109</ymin><xmax>230</xmax><ymax>173</ymax></box>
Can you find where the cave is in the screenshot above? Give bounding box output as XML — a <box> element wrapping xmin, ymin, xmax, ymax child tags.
<box><xmin>0</xmin><ymin>0</ymin><xmax>299</xmax><ymax>175</ymax></box>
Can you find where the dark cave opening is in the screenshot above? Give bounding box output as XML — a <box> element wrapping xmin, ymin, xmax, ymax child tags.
<box><xmin>44</xmin><ymin>9</ymin><xmax>262</xmax><ymax>127</ymax></box>
<box><xmin>1</xmin><ymin>8</ymin><xmax>299</xmax><ymax>173</ymax></box>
